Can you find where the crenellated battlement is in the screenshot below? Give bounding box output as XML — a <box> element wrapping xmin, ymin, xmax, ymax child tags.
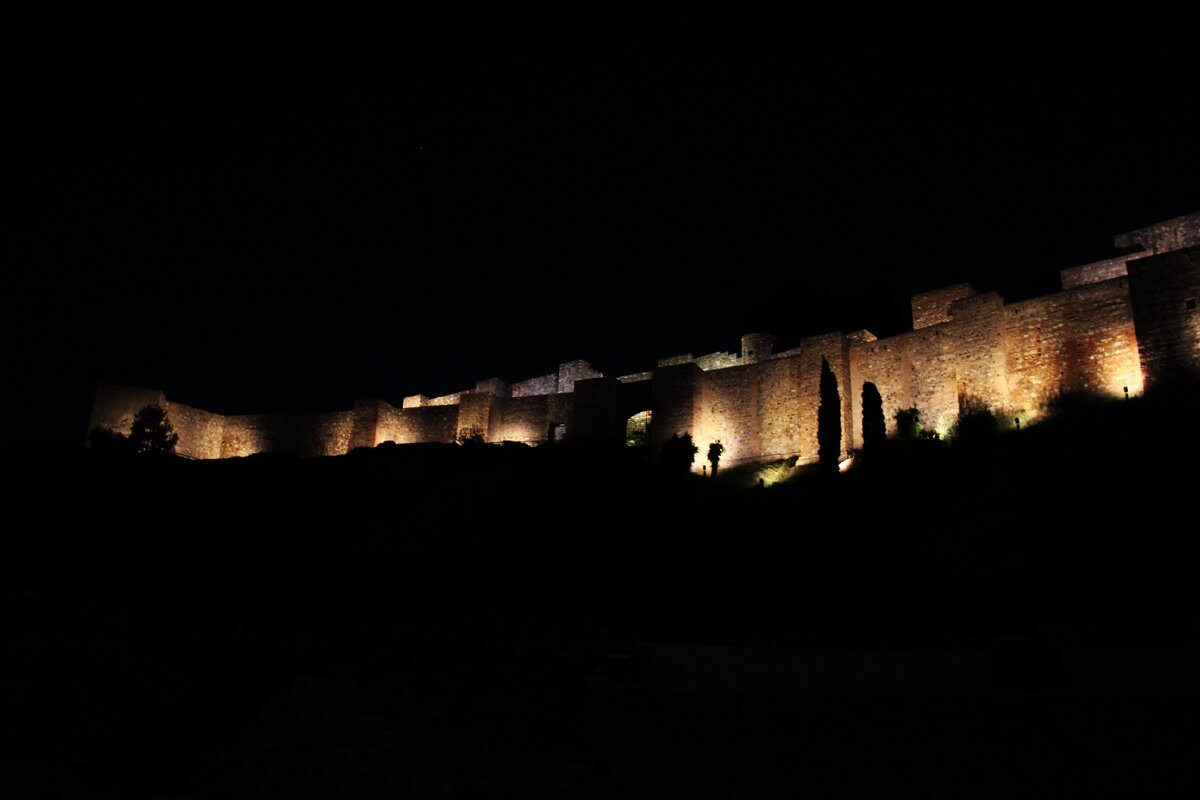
<box><xmin>89</xmin><ymin>213</ymin><xmax>1200</xmax><ymax>466</ymax></box>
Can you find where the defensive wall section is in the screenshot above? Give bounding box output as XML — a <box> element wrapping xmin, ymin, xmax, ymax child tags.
<box><xmin>90</xmin><ymin>213</ymin><xmax>1200</xmax><ymax>466</ymax></box>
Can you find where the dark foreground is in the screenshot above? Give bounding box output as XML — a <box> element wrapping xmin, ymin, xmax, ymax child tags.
<box><xmin>3</xmin><ymin>391</ymin><xmax>1199</xmax><ymax>796</ymax></box>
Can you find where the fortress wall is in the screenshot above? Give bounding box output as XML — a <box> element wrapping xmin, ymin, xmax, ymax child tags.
<box><xmin>1004</xmin><ymin>293</ymin><xmax>1070</xmax><ymax>414</ymax></box>
<box><xmin>314</xmin><ymin>412</ymin><xmax>356</xmax><ymax>456</ymax></box>
<box><xmin>548</xmin><ymin>393</ymin><xmax>574</xmax><ymax>428</ymax></box>
<box><xmin>490</xmin><ymin>395</ymin><xmax>551</xmax><ymax>443</ymax></box>
<box><xmin>1058</xmin><ymin>279</ymin><xmax>1143</xmax><ymax>398</ymax></box>
<box><xmin>1128</xmin><ymin>246</ymin><xmax>1200</xmax><ymax>388</ymax></box>
<box><xmin>376</xmin><ymin>403</ymin><xmax>458</xmax><ymax>445</ymax></box>
<box><xmin>945</xmin><ymin>292</ymin><xmax>1010</xmax><ymax>410</ymax></box>
<box><xmin>906</xmin><ymin>325</ymin><xmax>960</xmax><ymax>438</ymax></box>
<box><xmin>1061</xmin><ymin>255</ymin><xmax>1133</xmax><ymax>289</ymax></box>
<box><xmin>164</xmin><ymin>401</ymin><xmax>226</xmax><ymax>459</ymax></box>
<box><xmin>510</xmin><ymin>373</ymin><xmax>557</xmax><ymax>397</ymax></box>
<box><xmin>695</xmin><ymin>363</ymin><xmax>756</xmax><ymax>466</ymax></box>
<box><xmin>911</xmin><ymin>284</ymin><xmax>975</xmax><ymax>329</ymax></box>
<box><xmin>348</xmin><ymin>399</ymin><xmax>383</xmax><ymax>449</ymax></box>
<box><xmin>1005</xmin><ymin>278</ymin><xmax>1143</xmax><ymax>415</ymax></box>
<box><xmin>572</xmin><ymin>378</ymin><xmax>624</xmax><ymax>441</ymax></box>
<box><xmin>456</xmin><ymin>392</ymin><xmax>495</xmax><ymax>441</ymax></box>
<box><xmin>849</xmin><ymin>334</ymin><xmax>915</xmax><ymax>447</ymax></box>
<box><xmin>556</xmin><ymin>360</ymin><xmax>603</xmax><ymax>393</ymax></box>
<box><xmin>1114</xmin><ymin>212</ymin><xmax>1200</xmax><ymax>255</ymax></box>
<box><xmin>694</xmin><ymin>352</ymin><xmax>740</xmax><ymax>371</ymax></box>
<box><xmin>650</xmin><ymin>363</ymin><xmax>702</xmax><ymax>457</ymax></box>
<box><xmin>87</xmin><ymin>215</ymin><xmax>1197</xmax><ymax>461</ymax></box>
<box><xmin>87</xmin><ymin>384</ymin><xmax>167</xmax><ymax>440</ymax></box>
<box><xmin>693</xmin><ymin>333</ymin><xmax>850</xmax><ymax>466</ymax></box>
<box><xmin>786</xmin><ymin>333</ymin><xmax>852</xmax><ymax>464</ymax></box>
<box><xmin>864</xmin><ymin>291</ymin><xmax>1011</xmax><ymax>438</ymax></box>
<box><xmin>488</xmin><ymin>392</ymin><xmax>575</xmax><ymax>444</ymax></box>
<box><xmin>756</xmin><ymin>357</ymin><xmax>804</xmax><ymax>460</ymax></box>
<box><xmin>219</xmin><ymin>411</ymin><xmax>355</xmax><ymax>457</ymax></box>
<box><xmin>426</xmin><ymin>392</ymin><xmax>462</xmax><ymax>407</ymax></box>
<box><xmin>218</xmin><ymin>415</ymin><xmax>268</xmax><ymax>457</ymax></box>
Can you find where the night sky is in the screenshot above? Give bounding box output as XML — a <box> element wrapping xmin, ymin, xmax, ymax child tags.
<box><xmin>7</xmin><ymin>8</ymin><xmax>1198</xmax><ymax>444</ymax></box>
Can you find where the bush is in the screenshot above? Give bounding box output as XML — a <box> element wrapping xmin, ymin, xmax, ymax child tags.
<box><xmin>952</xmin><ymin>397</ymin><xmax>999</xmax><ymax>445</ymax></box>
<box><xmin>661</xmin><ymin>432</ymin><xmax>699</xmax><ymax>473</ymax></box>
<box><xmin>895</xmin><ymin>407</ymin><xmax>922</xmax><ymax>442</ymax></box>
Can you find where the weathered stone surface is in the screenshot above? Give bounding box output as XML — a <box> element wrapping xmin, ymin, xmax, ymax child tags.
<box><xmin>87</xmin><ymin>213</ymin><xmax>1200</xmax><ymax>463</ymax></box>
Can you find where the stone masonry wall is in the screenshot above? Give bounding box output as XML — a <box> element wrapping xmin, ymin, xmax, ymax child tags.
<box><xmin>1127</xmin><ymin>246</ymin><xmax>1200</xmax><ymax>388</ymax></box>
<box><xmin>375</xmin><ymin>403</ymin><xmax>459</xmax><ymax>446</ymax></box>
<box><xmin>1114</xmin><ymin>212</ymin><xmax>1200</xmax><ymax>255</ymax></box>
<box><xmin>489</xmin><ymin>395</ymin><xmax>550</xmax><ymax>444</ymax></box>
<box><xmin>1060</xmin><ymin>255</ymin><xmax>1136</xmax><ymax>290</ymax></box>
<box><xmin>87</xmin><ymin>214</ymin><xmax>1199</xmax><ymax>462</ymax></box>
<box><xmin>688</xmin><ymin>332</ymin><xmax>849</xmax><ymax>467</ymax></box>
<box><xmin>649</xmin><ymin>363</ymin><xmax>703</xmax><ymax>458</ymax></box>
<box><xmin>219</xmin><ymin>411</ymin><xmax>355</xmax><ymax>458</ymax></box>
<box><xmin>850</xmin><ymin>292</ymin><xmax>1008</xmax><ymax>443</ymax></box>
<box><xmin>510</xmin><ymin>373</ymin><xmax>558</xmax><ymax>397</ymax></box>
<box><xmin>1005</xmin><ymin>277</ymin><xmax>1143</xmax><ymax>415</ymax></box>
<box><xmin>556</xmin><ymin>360</ymin><xmax>603</xmax><ymax>394</ymax></box>
<box><xmin>911</xmin><ymin>284</ymin><xmax>976</xmax><ymax>330</ymax></box>
<box><xmin>456</xmin><ymin>392</ymin><xmax>495</xmax><ymax>442</ymax></box>
<box><xmin>164</xmin><ymin>401</ymin><xmax>226</xmax><ymax>460</ymax></box>
<box><xmin>849</xmin><ymin>333</ymin><xmax>916</xmax><ymax>446</ymax></box>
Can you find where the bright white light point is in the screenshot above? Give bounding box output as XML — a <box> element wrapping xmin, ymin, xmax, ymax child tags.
<box><xmin>838</xmin><ymin>457</ymin><xmax>853</xmax><ymax>473</ymax></box>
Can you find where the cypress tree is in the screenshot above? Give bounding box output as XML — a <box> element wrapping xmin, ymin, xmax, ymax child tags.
<box><xmin>818</xmin><ymin>357</ymin><xmax>841</xmax><ymax>474</ymax></box>
<box><xmin>861</xmin><ymin>381</ymin><xmax>886</xmax><ymax>457</ymax></box>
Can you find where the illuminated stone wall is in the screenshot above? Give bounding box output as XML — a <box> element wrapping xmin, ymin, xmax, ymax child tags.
<box><xmin>1060</xmin><ymin>255</ymin><xmax>1136</xmax><ymax>290</ymax></box>
<box><xmin>219</xmin><ymin>411</ymin><xmax>355</xmax><ymax>458</ymax></box>
<box><xmin>1114</xmin><ymin>212</ymin><xmax>1200</xmax><ymax>255</ymax></box>
<box><xmin>489</xmin><ymin>395</ymin><xmax>560</xmax><ymax>444</ymax></box>
<box><xmin>852</xmin><ymin>285</ymin><xmax>1000</xmax><ymax>441</ymax></box>
<box><xmin>848</xmin><ymin>332</ymin><xmax>910</xmax><ymax>443</ymax></box>
<box><xmin>683</xmin><ymin>333</ymin><xmax>850</xmax><ymax>468</ymax></box>
<box><xmin>849</xmin><ymin>276</ymin><xmax>1144</xmax><ymax>447</ymax></box>
<box><xmin>1005</xmin><ymin>277</ymin><xmax>1143</xmax><ymax>415</ymax></box>
<box><xmin>164</xmin><ymin>401</ymin><xmax>226</xmax><ymax>459</ymax></box>
<box><xmin>86</xmin><ymin>214</ymin><xmax>1199</xmax><ymax>463</ymax></box>
<box><xmin>1128</xmin><ymin>245</ymin><xmax>1200</xmax><ymax>388</ymax></box>
<box><xmin>649</xmin><ymin>363</ymin><xmax>704</xmax><ymax>458</ymax></box>
<box><xmin>375</xmin><ymin>402</ymin><xmax>459</xmax><ymax>445</ymax></box>
<box><xmin>510</xmin><ymin>373</ymin><xmax>558</xmax><ymax>397</ymax></box>
<box><xmin>911</xmin><ymin>284</ymin><xmax>975</xmax><ymax>330</ymax></box>
<box><xmin>455</xmin><ymin>392</ymin><xmax>495</xmax><ymax>442</ymax></box>
<box><xmin>556</xmin><ymin>360</ymin><xmax>603</xmax><ymax>394</ymax></box>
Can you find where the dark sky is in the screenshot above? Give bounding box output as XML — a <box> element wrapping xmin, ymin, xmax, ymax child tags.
<box><xmin>7</xmin><ymin>8</ymin><xmax>1198</xmax><ymax>443</ymax></box>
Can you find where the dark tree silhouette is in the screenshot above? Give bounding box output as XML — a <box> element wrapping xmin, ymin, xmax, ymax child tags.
<box><xmin>895</xmin><ymin>407</ymin><xmax>922</xmax><ymax>441</ymax></box>
<box><xmin>818</xmin><ymin>357</ymin><xmax>841</xmax><ymax>474</ymax></box>
<box><xmin>707</xmin><ymin>440</ymin><xmax>725</xmax><ymax>476</ymax></box>
<box><xmin>661</xmin><ymin>432</ymin><xmax>699</xmax><ymax>473</ymax></box>
<box><xmin>127</xmin><ymin>404</ymin><xmax>179</xmax><ymax>455</ymax></box>
<box><xmin>952</xmin><ymin>395</ymin><xmax>1000</xmax><ymax>444</ymax></box>
<box><xmin>861</xmin><ymin>382</ymin><xmax>885</xmax><ymax>457</ymax></box>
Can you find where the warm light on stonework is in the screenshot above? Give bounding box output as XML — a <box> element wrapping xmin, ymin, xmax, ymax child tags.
<box><xmin>85</xmin><ymin>213</ymin><xmax>1198</xmax><ymax>462</ymax></box>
